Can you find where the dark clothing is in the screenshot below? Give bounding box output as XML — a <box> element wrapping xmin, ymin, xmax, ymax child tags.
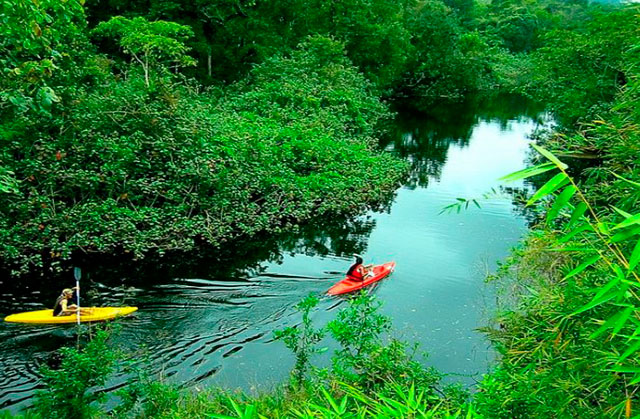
<box><xmin>53</xmin><ymin>295</ymin><xmax>65</xmax><ymax>316</ymax></box>
<box><xmin>53</xmin><ymin>294</ymin><xmax>73</xmax><ymax>316</ymax></box>
<box><xmin>346</xmin><ymin>263</ymin><xmax>364</xmax><ymax>281</ymax></box>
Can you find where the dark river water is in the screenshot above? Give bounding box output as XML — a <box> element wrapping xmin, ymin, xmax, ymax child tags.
<box><xmin>0</xmin><ymin>96</ymin><xmax>546</xmax><ymax>412</ymax></box>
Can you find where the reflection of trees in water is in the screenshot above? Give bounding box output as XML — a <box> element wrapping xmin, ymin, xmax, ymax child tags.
<box><xmin>2</xmin><ymin>213</ymin><xmax>377</xmax><ymax>304</ymax></box>
<box><xmin>271</xmin><ymin>216</ymin><xmax>376</xmax><ymax>260</ymax></box>
<box><xmin>500</xmin><ymin>184</ymin><xmax>540</xmax><ymax>225</ymax></box>
<box><xmin>384</xmin><ymin>94</ymin><xmax>545</xmax><ymax>188</ymax></box>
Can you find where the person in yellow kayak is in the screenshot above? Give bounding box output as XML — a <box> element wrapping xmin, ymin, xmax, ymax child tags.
<box><xmin>346</xmin><ymin>255</ymin><xmax>374</xmax><ymax>281</ymax></box>
<box><xmin>53</xmin><ymin>287</ymin><xmax>89</xmax><ymax>316</ymax></box>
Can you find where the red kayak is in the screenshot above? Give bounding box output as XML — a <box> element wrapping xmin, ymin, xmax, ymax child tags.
<box><xmin>327</xmin><ymin>261</ymin><xmax>396</xmax><ymax>296</ymax></box>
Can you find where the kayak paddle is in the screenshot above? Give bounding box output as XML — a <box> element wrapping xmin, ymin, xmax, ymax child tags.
<box><xmin>74</xmin><ymin>267</ymin><xmax>81</xmax><ymax>325</ymax></box>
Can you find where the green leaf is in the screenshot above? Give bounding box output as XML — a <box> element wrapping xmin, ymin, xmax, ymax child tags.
<box><xmin>618</xmin><ymin>339</ymin><xmax>640</xmax><ymax>362</ymax></box>
<box><xmin>572</xmin><ymin>291</ymin><xmax>617</xmax><ymax>315</ymax></box>
<box><xmin>548</xmin><ymin>246</ymin><xmax>597</xmax><ymax>253</ymax></box>
<box><xmin>590</xmin><ymin>306</ymin><xmax>633</xmax><ymax>339</ymax></box>
<box><xmin>631</xmin><ymin>373</ymin><xmax>640</xmax><ymax>385</ymax></box>
<box><xmin>611</xmin><ymin>172</ymin><xmax>640</xmax><ymax>189</ymax></box>
<box><xmin>590</xmin><ymin>273</ymin><xmax>622</xmax><ymax>302</ymax></box>
<box><xmin>546</xmin><ymin>185</ymin><xmax>577</xmax><ymax>225</ymax></box>
<box><xmin>610</xmin><ymin>225</ymin><xmax>640</xmax><ymax>243</ymax></box>
<box><xmin>613</xmin><ymin>213</ymin><xmax>640</xmax><ymax>230</ymax></box>
<box><xmin>499</xmin><ymin>162</ymin><xmax>556</xmax><ymax>182</ymax></box>
<box><xmin>597</xmin><ymin>222</ymin><xmax>610</xmax><ymax>235</ymax></box>
<box><xmin>609</xmin><ymin>365</ymin><xmax>640</xmax><ymax>373</ymax></box>
<box><xmin>559</xmin><ymin>223</ymin><xmax>594</xmax><ymax>243</ymax></box>
<box><xmin>532</xmin><ymin>143</ymin><xmax>568</xmax><ymax>170</ymax></box>
<box><xmin>613</xmin><ymin>206</ymin><xmax>633</xmax><ymax>219</ymax></box>
<box><xmin>563</xmin><ymin>254</ymin><xmax>601</xmax><ymax>280</ymax></box>
<box><xmin>629</xmin><ymin>239</ymin><xmax>640</xmax><ymax>272</ymax></box>
<box><xmin>612</xmin><ymin>306</ymin><xmax>634</xmax><ymax>336</ymax></box>
<box><xmin>527</xmin><ymin>172</ymin><xmax>569</xmax><ymax>206</ymax></box>
<box><xmin>568</xmin><ymin>202</ymin><xmax>588</xmax><ymax>228</ymax></box>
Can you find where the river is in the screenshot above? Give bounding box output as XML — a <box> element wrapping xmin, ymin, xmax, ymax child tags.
<box><xmin>0</xmin><ymin>95</ymin><xmax>545</xmax><ymax>412</ymax></box>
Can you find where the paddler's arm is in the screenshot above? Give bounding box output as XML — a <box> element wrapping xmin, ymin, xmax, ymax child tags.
<box><xmin>60</xmin><ymin>299</ymin><xmax>80</xmax><ymax>314</ymax></box>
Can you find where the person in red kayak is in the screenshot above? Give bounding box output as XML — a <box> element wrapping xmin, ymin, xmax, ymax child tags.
<box><xmin>346</xmin><ymin>255</ymin><xmax>374</xmax><ymax>281</ymax></box>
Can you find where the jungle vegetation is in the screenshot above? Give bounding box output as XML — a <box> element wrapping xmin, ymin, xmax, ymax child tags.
<box><xmin>3</xmin><ymin>0</ymin><xmax>640</xmax><ymax>417</ymax></box>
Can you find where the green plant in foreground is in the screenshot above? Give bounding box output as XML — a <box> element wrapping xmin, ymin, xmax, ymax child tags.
<box><xmin>274</xmin><ymin>294</ymin><xmax>325</xmax><ymax>387</ymax></box>
<box><xmin>34</xmin><ymin>326</ymin><xmax>119</xmax><ymax>419</ymax></box>
<box><xmin>327</xmin><ymin>291</ymin><xmax>444</xmax><ymax>393</ymax></box>
<box><xmin>481</xmin><ymin>143</ymin><xmax>640</xmax><ymax>417</ymax></box>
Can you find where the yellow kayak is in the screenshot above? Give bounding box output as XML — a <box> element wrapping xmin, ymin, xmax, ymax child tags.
<box><xmin>4</xmin><ymin>307</ymin><xmax>138</xmax><ymax>324</ymax></box>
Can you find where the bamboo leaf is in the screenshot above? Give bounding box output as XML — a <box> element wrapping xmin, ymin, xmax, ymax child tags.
<box><xmin>564</xmin><ymin>254</ymin><xmax>601</xmax><ymax>280</ymax></box>
<box><xmin>559</xmin><ymin>223</ymin><xmax>594</xmax><ymax>243</ymax></box>
<box><xmin>568</xmin><ymin>202</ymin><xmax>588</xmax><ymax>228</ymax></box>
<box><xmin>592</xmin><ymin>277</ymin><xmax>620</xmax><ymax>300</ymax></box>
<box><xmin>609</xmin><ymin>365</ymin><xmax>640</xmax><ymax>373</ymax></box>
<box><xmin>590</xmin><ymin>307</ymin><xmax>632</xmax><ymax>339</ymax></box>
<box><xmin>597</xmin><ymin>222</ymin><xmax>611</xmax><ymax>235</ymax></box>
<box><xmin>629</xmin><ymin>239</ymin><xmax>640</xmax><ymax>271</ymax></box>
<box><xmin>532</xmin><ymin>143</ymin><xmax>569</xmax><ymax>170</ymax></box>
<box><xmin>611</xmin><ymin>225</ymin><xmax>640</xmax><ymax>243</ymax></box>
<box><xmin>631</xmin><ymin>374</ymin><xmax>640</xmax><ymax>385</ymax></box>
<box><xmin>613</xmin><ymin>213</ymin><xmax>640</xmax><ymax>230</ymax></box>
<box><xmin>613</xmin><ymin>263</ymin><xmax>626</xmax><ymax>282</ymax></box>
<box><xmin>527</xmin><ymin>172</ymin><xmax>569</xmax><ymax>206</ymax></box>
<box><xmin>590</xmin><ymin>313</ymin><xmax>617</xmax><ymax>339</ymax></box>
<box><xmin>572</xmin><ymin>291</ymin><xmax>617</xmax><ymax>315</ymax></box>
<box><xmin>546</xmin><ymin>185</ymin><xmax>577</xmax><ymax>225</ymax></box>
<box><xmin>618</xmin><ymin>339</ymin><xmax>640</xmax><ymax>362</ymax></box>
<box><xmin>613</xmin><ymin>206</ymin><xmax>634</xmax><ymax>219</ymax></box>
<box><xmin>612</xmin><ymin>307</ymin><xmax>634</xmax><ymax>336</ymax></box>
<box><xmin>611</xmin><ymin>171</ymin><xmax>640</xmax><ymax>189</ymax></box>
<box><xmin>499</xmin><ymin>162</ymin><xmax>556</xmax><ymax>182</ymax></box>
<box><xmin>548</xmin><ymin>247</ymin><xmax>598</xmax><ymax>253</ymax></box>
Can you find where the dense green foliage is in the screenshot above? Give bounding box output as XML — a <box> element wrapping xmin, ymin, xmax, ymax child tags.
<box><xmin>0</xmin><ymin>0</ymin><xmax>405</xmax><ymax>275</ymax></box>
<box><xmin>4</xmin><ymin>0</ymin><xmax>640</xmax><ymax>417</ymax></box>
<box><xmin>6</xmin><ymin>0</ymin><xmax>625</xmax><ymax>276</ymax></box>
